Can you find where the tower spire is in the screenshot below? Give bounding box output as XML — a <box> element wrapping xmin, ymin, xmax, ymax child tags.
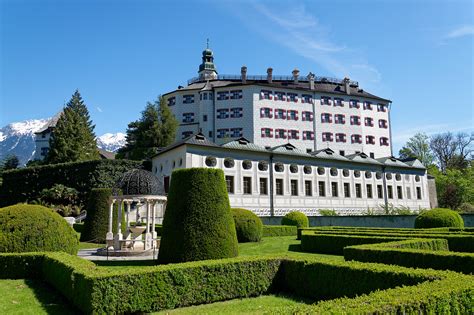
<box><xmin>206</xmin><ymin>38</ymin><xmax>209</xmax><ymax>49</ymax></box>
<box><xmin>198</xmin><ymin>41</ymin><xmax>217</xmax><ymax>81</ymax></box>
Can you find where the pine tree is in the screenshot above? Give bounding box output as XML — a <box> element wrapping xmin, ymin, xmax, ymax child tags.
<box><xmin>46</xmin><ymin>90</ymin><xmax>99</xmax><ymax>164</ymax></box>
<box><xmin>159</xmin><ymin>96</ymin><xmax>178</xmax><ymax>147</ymax></box>
<box><xmin>2</xmin><ymin>155</ymin><xmax>19</xmax><ymax>170</ymax></box>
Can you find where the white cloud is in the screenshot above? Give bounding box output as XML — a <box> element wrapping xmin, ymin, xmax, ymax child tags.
<box><xmin>96</xmin><ymin>107</ymin><xmax>103</xmax><ymax>113</ymax></box>
<box><xmin>445</xmin><ymin>25</ymin><xmax>474</xmax><ymax>39</ymax></box>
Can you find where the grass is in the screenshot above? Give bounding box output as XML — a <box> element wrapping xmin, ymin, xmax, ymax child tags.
<box><xmin>155</xmin><ymin>294</ymin><xmax>312</xmax><ymax>314</ymax></box>
<box><xmin>0</xmin><ymin>279</ymin><xmax>78</xmax><ymax>315</ymax></box>
<box><xmin>78</xmin><ymin>241</ymin><xmax>102</xmax><ymax>250</ymax></box>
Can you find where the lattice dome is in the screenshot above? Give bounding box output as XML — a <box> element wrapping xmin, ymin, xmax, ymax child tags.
<box><xmin>113</xmin><ymin>169</ymin><xmax>164</xmax><ymax>196</ymax></box>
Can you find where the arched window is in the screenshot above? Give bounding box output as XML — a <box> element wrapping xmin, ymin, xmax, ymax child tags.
<box><xmin>290</xmin><ymin>164</ymin><xmax>298</xmax><ymax>173</ymax></box>
<box><xmin>304</xmin><ymin>165</ymin><xmax>312</xmax><ymax>174</ymax></box>
<box><xmin>354</xmin><ymin>170</ymin><xmax>361</xmax><ymax>178</ymax></box>
<box><xmin>224</xmin><ymin>158</ymin><xmax>235</xmax><ymax>168</ymax></box>
<box><xmin>258</xmin><ymin>160</ymin><xmax>268</xmax><ymax>171</ymax></box>
<box><xmin>275</xmin><ymin>163</ymin><xmax>284</xmax><ymax>172</ymax></box>
<box><xmin>242</xmin><ymin>160</ymin><xmax>252</xmax><ymax>170</ymax></box>
<box><xmin>365</xmin><ymin>171</ymin><xmax>372</xmax><ymax>179</ymax></box>
<box><xmin>205</xmin><ymin>156</ymin><xmax>217</xmax><ymax>167</ymax></box>
<box><xmin>343</xmin><ymin>169</ymin><xmax>350</xmax><ymax>177</ymax></box>
<box><xmin>317</xmin><ymin>167</ymin><xmax>325</xmax><ymax>175</ymax></box>
<box><xmin>330</xmin><ymin>168</ymin><xmax>338</xmax><ymax>176</ymax></box>
<box><xmin>386</xmin><ymin>173</ymin><xmax>393</xmax><ymax>180</ymax></box>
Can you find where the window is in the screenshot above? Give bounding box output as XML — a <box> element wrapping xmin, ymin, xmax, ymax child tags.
<box><xmin>335</xmin><ymin>133</ymin><xmax>346</xmax><ymax>143</ymax></box>
<box><xmin>260</xmin><ymin>178</ymin><xmax>268</xmax><ymax>195</ymax></box>
<box><xmin>288</xmin><ymin>130</ymin><xmax>299</xmax><ymax>140</ymax></box>
<box><xmin>290</xmin><ymin>164</ymin><xmax>298</xmax><ymax>173</ymax></box>
<box><xmin>350</xmin><ymin>115</ymin><xmax>361</xmax><ymax>125</ymax></box>
<box><xmin>305</xmin><ymin>181</ymin><xmax>312</xmax><ymax>196</ymax></box>
<box><xmin>303</xmin><ymin>131</ymin><xmax>314</xmax><ymax>140</ymax></box>
<box><xmin>217</xmin><ymin>129</ymin><xmax>229</xmax><ymax>138</ymax></box>
<box><xmin>230</xmin><ymin>128</ymin><xmax>243</xmax><ymax>138</ymax></box>
<box><xmin>416</xmin><ymin>187</ymin><xmax>422</xmax><ymax>200</ymax></box>
<box><xmin>321</xmin><ymin>113</ymin><xmax>332</xmax><ymax>123</ymax></box>
<box><xmin>334</xmin><ymin>114</ymin><xmax>345</xmax><ymax>124</ymax></box>
<box><xmin>225</xmin><ymin>176</ymin><xmax>234</xmax><ymax>193</ymax></box>
<box><xmin>287</xmin><ymin>110</ymin><xmax>298</xmax><ymax>121</ymax></box>
<box><xmin>366</xmin><ymin>135</ymin><xmax>375</xmax><ymax>145</ymax></box>
<box><xmin>321</xmin><ymin>97</ymin><xmax>331</xmax><ymax>105</ymax></box>
<box><xmin>370</xmin><ymin>152</ymin><xmax>375</xmax><ymax>159</ymax></box>
<box><xmin>275</xmin><ymin>109</ymin><xmax>287</xmax><ymax>119</ymax></box>
<box><xmin>340</xmin><ymin>150</ymin><xmax>345</xmax><ymax>156</ymax></box>
<box><xmin>302</xmin><ymin>94</ymin><xmax>313</xmax><ymax>103</ymax></box>
<box><xmin>291</xmin><ymin>180</ymin><xmax>298</xmax><ymax>196</ymax></box>
<box><xmin>318</xmin><ymin>181</ymin><xmax>326</xmax><ymax>197</ymax></box>
<box><xmin>203</xmin><ymin>93</ymin><xmax>208</xmax><ymax>100</ymax></box>
<box><xmin>317</xmin><ymin>167</ymin><xmax>325</xmax><ymax>175</ymax></box>
<box><xmin>258</xmin><ymin>161</ymin><xmax>268</xmax><ymax>171</ymax></box>
<box><xmin>407</xmin><ymin>187</ymin><xmax>411</xmax><ymax>199</ymax></box>
<box><xmin>388</xmin><ymin>186</ymin><xmax>394</xmax><ymax>199</ymax></box>
<box><xmin>230</xmin><ymin>107</ymin><xmax>243</xmax><ymax>118</ymax></box>
<box><xmin>355</xmin><ymin>183</ymin><xmax>362</xmax><ymax>198</ymax></box>
<box><xmin>351</xmin><ymin>134</ymin><xmax>362</xmax><ymax>144</ymax></box>
<box><xmin>367</xmin><ymin>184</ymin><xmax>373</xmax><ymax>198</ymax></box>
<box><xmin>330</xmin><ymin>168</ymin><xmax>338</xmax><ymax>176</ymax></box>
<box><xmin>363</xmin><ymin>101</ymin><xmax>372</xmax><ymax>110</ymax></box>
<box><xmin>182</xmin><ymin>112</ymin><xmax>195</xmax><ymax>123</ymax></box>
<box><xmin>377</xmin><ymin>104</ymin><xmax>387</xmax><ymax>112</ymax></box>
<box><xmin>260</xmin><ymin>90</ymin><xmax>273</xmax><ymax>100</ymax></box>
<box><xmin>322</xmin><ymin>132</ymin><xmax>333</xmax><ymax>142</ymax></box>
<box><xmin>397</xmin><ymin>186</ymin><xmax>403</xmax><ymax>199</ymax></box>
<box><xmin>260</xmin><ymin>107</ymin><xmax>273</xmax><ymax>118</ymax></box>
<box><xmin>288</xmin><ymin>93</ymin><xmax>298</xmax><ymax>102</ymax></box>
<box><xmin>334</xmin><ymin>98</ymin><xmax>343</xmax><ymax>107</ymax></box>
<box><xmin>217</xmin><ymin>109</ymin><xmax>229</xmax><ymax>119</ymax></box>
<box><xmin>349</xmin><ymin>99</ymin><xmax>360</xmax><ymax>108</ymax></box>
<box><xmin>364</xmin><ymin>117</ymin><xmax>374</xmax><ymax>127</ymax></box>
<box><xmin>302</xmin><ymin>111</ymin><xmax>313</xmax><ymax>121</ymax></box>
<box><xmin>183</xmin><ymin>95</ymin><xmax>194</xmax><ymax>104</ymax></box>
<box><xmin>344</xmin><ymin>183</ymin><xmax>350</xmax><ymax>198</ymax></box>
<box><xmin>203</xmin><ymin>115</ymin><xmax>207</xmax><ymax>122</ymax></box>
<box><xmin>242</xmin><ymin>160</ymin><xmax>252</xmax><ymax>170</ymax></box>
<box><xmin>331</xmin><ymin>182</ymin><xmax>338</xmax><ymax>197</ymax></box>
<box><xmin>275</xmin><ymin>163</ymin><xmax>284</xmax><ymax>172</ymax></box>
<box><xmin>276</xmin><ymin>179</ymin><xmax>284</xmax><ymax>195</ymax></box>
<box><xmin>275</xmin><ymin>92</ymin><xmax>286</xmax><ymax>101</ymax></box>
<box><xmin>182</xmin><ymin>131</ymin><xmax>193</xmax><ymax>139</ymax></box>
<box><xmin>205</xmin><ymin>156</ymin><xmax>217</xmax><ymax>167</ymax></box>
<box><xmin>261</xmin><ymin>128</ymin><xmax>273</xmax><ymax>138</ymax></box>
<box><xmin>208</xmin><ymin>131</ymin><xmax>213</xmax><ymax>138</ymax></box>
<box><xmin>377</xmin><ymin>185</ymin><xmax>383</xmax><ymax>199</ymax></box>
<box><xmin>217</xmin><ymin>91</ymin><xmax>229</xmax><ymax>100</ymax></box>
<box><xmin>40</xmin><ymin>147</ymin><xmax>49</xmax><ymax>156</ymax></box>
<box><xmin>379</xmin><ymin>119</ymin><xmax>388</xmax><ymax>128</ymax></box>
<box><xmin>275</xmin><ymin>129</ymin><xmax>287</xmax><ymax>139</ymax></box>
<box><xmin>243</xmin><ymin>177</ymin><xmax>252</xmax><ymax>194</ymax></box>
<box><xmin>380</xmin><ymin>137</ymin><xmax>390</xmax><ymax>146</ymax></box>
<box><xmin>224</xmin><ymin>158</ymin><xmax>235</xmax><ymax>168</ymax></box>
<box><xmin>168</xmin><ymin>97</ymin><xmax>176</xmax><ymax>106</ymax></box>
<box><xmin>230</xmin><ymin>90</ymin><xmax>243</xmax><ymax>99</ymax></box>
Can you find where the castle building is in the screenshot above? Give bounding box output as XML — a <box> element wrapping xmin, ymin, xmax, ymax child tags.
<box><xmin>164</xmin><ymin>47</ymin><xmax>392</xmax><ymax>159</ymax></box>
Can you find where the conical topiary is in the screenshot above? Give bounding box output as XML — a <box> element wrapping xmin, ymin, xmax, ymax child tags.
<box><xmin>158</xmin><ymin>168</ymin><xmax>238</xmax><ymax>264</ymax></box>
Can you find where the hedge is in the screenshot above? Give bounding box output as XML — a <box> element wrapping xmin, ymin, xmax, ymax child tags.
<box><xmin>0</xmin><ymin>159</ymin><xmax>141</xmax><ymax>207</ymax></box>
<box><xmin>301</xmin><ymin>229</ymin><xmax>474</xmax><ymax>252</ymax></box>
<box><xmin>0</xmin><ymin>204</ymin><xmax>79</xmax><ymax>254</ymax></box>
<box><xmin>415</xmin><ymin>208</ymin><xmax>464</xmax><ymax>229</ymax></box>
<box><xmin>158</xmin><ymin>168</ymin><xmax>238</xmax><ymax>263</ymax></box>
<box><xmin>281</xmin><ymin>211</ymin><xmax>309</xmax><ymax>228</ymax></box>
<box><xmin>1</xmin><ymin>252</ymin><xmax>472</xmax><ymax>314</ymax></box>
<box><xmin>263</xmin><ymin>225</ymin><xmax>298</xmax><ymax>237</ymax></box>
<box><xmin>231</xmin><ymin>208</ymin><xmax>263</xmax><ymax>242</ymax></box>
<box><xmin>344</xmin><ymin>239</ymin><xmax>474</xmax><ymax>274</ymax></box>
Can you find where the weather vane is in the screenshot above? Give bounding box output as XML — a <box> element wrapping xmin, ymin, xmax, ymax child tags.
<box><xmin>206</xmin><ymin>38</ymin><xmax>209</xmax><ymax>49</ymax></box>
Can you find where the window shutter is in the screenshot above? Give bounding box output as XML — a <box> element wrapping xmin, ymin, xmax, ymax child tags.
<box><xmin>269</xmin><ymin>128</ymin><xmax>273</xmax><ymax>137</ymax></box>
<box><xmin>301</xmin><ymin>97</ymin><xmax>305</xmax><ymax>104</ymax></box>
<box><xmin>261</xmin><ymin>129</ymin><xmax>265</xmax><ymax>138</ymax></box>
<box><xmin>302</xmin><ymin>112</ymin><xmax>306</xmax><ymax>121</ymax></box>
<box><xmin>295</xmin><ymin>112</ymin><xmax>299</xmax><ymax>120</ymax></box>
<box><xmin>260</xmin><ymin>108</ymin><xmax>264</xmax><ymax>118</ymax></box>
<box><xmin>275</xmin><ymin>130</ymin><xmax>279</xmax><ymax>139</ymax></box>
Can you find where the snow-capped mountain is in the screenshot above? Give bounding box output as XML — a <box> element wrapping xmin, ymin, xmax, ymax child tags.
<box><xmin>0</xmin><ymin>118</ymin><xmax>126</xmax><ymax>166</ymax></box>
<box><xmin>97</xmin><ymin>133</ymin><xmax>127</xmax><ymax>153</ymax></box>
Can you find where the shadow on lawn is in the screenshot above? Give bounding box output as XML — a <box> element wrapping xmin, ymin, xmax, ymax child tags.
<box><xmin>288</xmin><ymin>244</ymin><xmax>304</xmax><ymax>253</ymax></box>
<box><xmin>27</xmin><ymin>279</ymin><xmax>79</xmax><ymax>315</ymax></box>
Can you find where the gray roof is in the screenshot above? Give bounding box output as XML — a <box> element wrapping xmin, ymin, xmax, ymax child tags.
<box><xmin>114</xmin><ymin>169</ymin><xmax>164</xmax><ymax>196</ymax></box>
<box><xmin>152</xmin><ymin>133</ymin><xmax>219</xmax><ymax>157</ymax></box>
<box><xmin>346</xmin><ymin>152</ymin><xmax>383</xmax><ymax>165</ymax></box>
<box><xmin>222</xmin><ymin>137</ymin><xmax>268</xmax><ymax>152</ymax></box>
<box><xmin>270</xmin><ymin>143</ymin><xmax>311</xmax><ymax>157</ymax></box>
<box><xmin>35</xmin><ymin>111</ymin><xmax>62</xmax><ymax>134</ymax></box>
<box><xmin>98</xmin><ymin>149</ymin><xmax>116</xmax><ymax>160</ymax></box>
<box><xmin>311</xmin><ymin>148</ymin><xmax>350</xmax><ymax>162</ymax></box>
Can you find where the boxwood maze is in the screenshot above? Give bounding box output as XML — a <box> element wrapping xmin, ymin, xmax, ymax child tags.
<box><xmin>1</xmin><ymin>253</ymin><xmax>472</xmax><ymax>314</ymax></box>
<box><xmin>300</xmin><ymin>227</ymin><xmax>474</xmax><ymax>274</ymax></box>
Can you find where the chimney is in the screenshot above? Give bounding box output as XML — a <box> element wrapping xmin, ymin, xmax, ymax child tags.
<box><xmin>343</xmin><ymin>77</ymin><xmax>351</xmax><ymax>95</ymax></box>
<box><xmin>267</xmin><ymin>67</ymin><xmax>273</xmax><ymax>83</ymax></box>
<box><xmin>307</xmin><ymin>72</ymin><xmax>315</xmax><ymax>90</ymax></box>
<box><xmin>292</xmin><ymin>68</ymin><xmax>300</xmax><ymax>83</ymax></box>
<box><xmin>241</xmin><ymin>66</ymin><xmax>247</xmax><ymax>84</ymax></box>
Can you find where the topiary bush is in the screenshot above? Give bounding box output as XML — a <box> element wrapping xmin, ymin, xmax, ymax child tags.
<box><xmin>80</xmin><ymin>188</ymin><xmax>124</xmax><ymax>243</ymax></box>
<box><xmin>414</xmin><ymin>208</ymin><xmax>464</xmax><ymax>229</ymax></box>
<box><xmin>0</xmin><ymin>204</ymin><xmax>78</xmax><ymax>254</ymax></box>
<box><xmin>158</xmin><ymin>168</ymin><xmax>238</xmax><ymax>264</ymax></box>
<box><xmin>231</xmin><ymin>208</ymin><xmax>263</xmax><ymax>242</ymax></box>
<box><xmin>281</xmin><ymin>211</ymin><xmax>309</xmax><ymax>228</ymax></box>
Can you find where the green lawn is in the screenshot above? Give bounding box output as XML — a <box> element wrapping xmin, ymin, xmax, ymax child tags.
<box><xmin>78</xmin><ymin>241</ymin><xmax>103</xmax><ymax>250</ymax></box>
<box><xmin>0</xmin><ymin>279</ymin><xmax>78</xmax><ymax>315</ymax></box>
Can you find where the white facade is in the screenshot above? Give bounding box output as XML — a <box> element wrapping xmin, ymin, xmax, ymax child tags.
<box><xmin>34</xmin><ymin>129</ymin><xmax>53</xmax><ymax>160</ymax></box>
<box><xmin>151</xmin><ymin>135</ymin><xmax>430</xmax><ymax>217</ymax></box>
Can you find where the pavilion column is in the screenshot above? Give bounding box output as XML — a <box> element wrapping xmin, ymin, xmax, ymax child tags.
<box><xmin>114</xmin><ymin>199</ymin><xmax>123</xmax><ymax>250</ymax></box>
<box><xmin>136</xmin><ymin>201</ymin><xmax>141</xmax><ymax>224</ymax></box>
<box><xmin>144</xmin><ymin>199</ymin><xmax>152</xmax><ymax>250</ymax></box>
<box><xmin>106</xmin><ymin>199</ymin><xmax>115</xmax><ymax>244</ymax></box>
<box><xmin>151</xmin><ymin>201</ymin><xmax>157</xmax><ymax>239</ymax></box>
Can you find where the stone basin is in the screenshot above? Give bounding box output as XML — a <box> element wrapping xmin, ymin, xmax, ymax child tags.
<box><xmin>129</xmin><ymin>226</ymin><xmax>146</xmax><ymax>234</ymax></box>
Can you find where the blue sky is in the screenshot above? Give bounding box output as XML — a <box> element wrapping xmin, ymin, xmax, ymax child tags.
<box><xmin>1</xmin><ymin>0</ymin><xmax>473</xmax><ymax>152</ymax></box>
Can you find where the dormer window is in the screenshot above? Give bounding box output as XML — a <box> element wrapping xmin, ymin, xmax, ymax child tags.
<box><xmin>364</xmin><ymin>117</ymin><xmax>374</xmax><ymax>127</ymax></box>
<box><xmin>366</xmin><ymin>135</ymin><xmax>376</xmax><ymax>145</ymax></box>
<box><xmin>377</xmin><ymin>104</ymin><xmax>387</xmax><ymax>112</ymax></box>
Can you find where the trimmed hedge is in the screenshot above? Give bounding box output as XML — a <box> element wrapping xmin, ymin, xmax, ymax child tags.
<box><xmin>415</xmin><ymin>208</ymin><xmax>464</xmax><ymax>229</ymax></box>
<box><xmin>158</xmin><ymin>168</ymin><xmax>238</xmax><ymax>263</ymax></box>
<box><xmin>281</xmin><ymin>211</ymin><xmax>309</xmax><ymax>228</ymax></box>
<box><xmin>263</xmin><ymin>225</ymin><xmax>298</xmax><ymax>237</ymax></box>
<box><xmin>344</xmin><ymin>239</ymin><xmax>474</xmax><ymax>274</ymax></box>
<box><xmin>1</xmin><ymin>252</ymin><xmax>472</xmax><ymax>314</ymax></box>
<box><xmin>0</xmin><ymin>159</ymin><xmax>141</xmax><ymax>207</ymax></box>
<box><xmin>231</xmin><ymin>208</ymin><xmax>263</xmax><ymax>242</ymax></box>
<box><xmin>0</xmin><ymin>204</ymin><xmax>78</xmax><ymax>254</ymax></box>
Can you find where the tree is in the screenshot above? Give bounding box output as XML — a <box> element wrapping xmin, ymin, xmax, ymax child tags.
<box><xmin>2</xmin><ymin>155</ymin><xmax>19</xmax><ymax>170</ymax></box>
<box><xmin>398</xmin><ymin>133</ymin><xmax>434</xmax><ymax>168</ymax></box>
<box><xmin>430</xmin><ymin>132</ymin><xmax>473</xmax><ymax>172</ymax></box>
<box><xmin>432</xmin><ymin>166</ymin><xmax>474</xmax><ymax>210</ymax></box>
<box><xmin>117</xmin><ymin>96</ymin><xmax>178</xmax><ymax>160</ymax></box>
<box><xmin>46</xmin><ymin>90</ymin><xmax>99</xmax><ymax>164</ymax></box>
